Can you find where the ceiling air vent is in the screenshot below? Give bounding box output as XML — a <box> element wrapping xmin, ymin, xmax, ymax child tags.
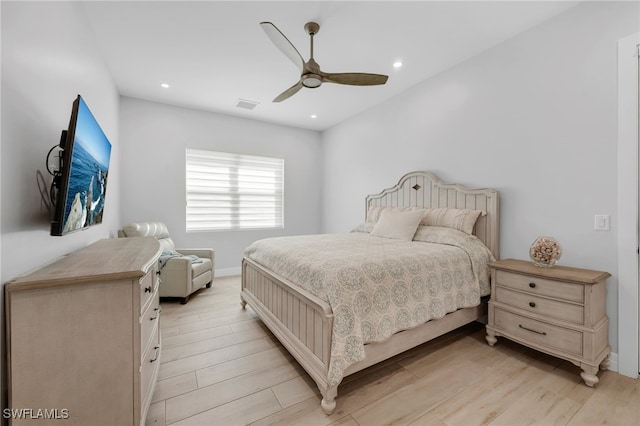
<box><xmin>234</xmin><ymin>99</ymin><xmax>260</xmax><ymax>110</ymax></box>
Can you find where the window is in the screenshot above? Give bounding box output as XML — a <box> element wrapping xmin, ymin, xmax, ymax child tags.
<box><xmin>185</xmin><ymin>149</ymin><xmax>284</xmax><ymax>231</ymax></box>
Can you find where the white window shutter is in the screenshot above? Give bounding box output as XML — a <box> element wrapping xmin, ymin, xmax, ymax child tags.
<box><xmin>186</xmin><ymin>149</ymin><xmax>284</xmax><ymax>231</ymax></box>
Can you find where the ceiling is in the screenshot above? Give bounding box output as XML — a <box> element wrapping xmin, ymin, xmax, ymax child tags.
<box><xmin>81</xmin><ymin>1</ymin><xmax>579</xmax><ymax>131</ymax></box>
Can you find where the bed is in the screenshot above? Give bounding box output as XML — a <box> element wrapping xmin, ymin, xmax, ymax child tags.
<box><xmin>241</xmin><ymin>171</ymin><xmax>500</xmax><ymax>414</ymax></box>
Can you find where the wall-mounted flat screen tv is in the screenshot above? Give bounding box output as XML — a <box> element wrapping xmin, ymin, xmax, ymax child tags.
<box><xmin>50</xmin><ymin>95</ymin><xmax>111</xmax><ymax>236</ymax></box>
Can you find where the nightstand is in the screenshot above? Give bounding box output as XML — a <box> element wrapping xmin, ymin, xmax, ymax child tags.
<box><xmin>486</xmin><ymin>258</ymin><xmax>611</xmax><ymax>386</ymax></box>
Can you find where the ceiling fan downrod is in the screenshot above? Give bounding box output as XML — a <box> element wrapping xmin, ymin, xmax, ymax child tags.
<box><xmin>302</xmin><ymin>22</ymin><xmax>322</xmax><ymax>88</ymax></box>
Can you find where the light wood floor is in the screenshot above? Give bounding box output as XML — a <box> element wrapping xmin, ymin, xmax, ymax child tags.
<box><xmin>146</xmin><ymin>275</ymin><xmax>639</xmax><ymax>426</ymax></box>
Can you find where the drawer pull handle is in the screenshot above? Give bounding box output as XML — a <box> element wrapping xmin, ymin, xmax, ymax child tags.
<box><xmin>529</xmin><ymin>282</ymin><xmax>536</xmax><ymax>288</ymax></box>
<box><xmin>150</xmin><ymin>307</ymin><xmax>161</xmax><ymax>321</ymax></box>
<box><xmin>529</xmin><ymin>302</ymin><xmax>536</xmax><ymax>308</ymax></box>
<box><xmin>156</xmin><ymin>270</ymin><xmax>161</xmax><ymax>276</ymax></box>
<box><xmin>144</xmin><ymin>286</ymin><xmax>152</xmax><ymax>293</ymax></box>
<box><xmin>519</xmin><ymin>324</ymin><xmax>546</xmax><ymax>336</ymax></box>
<box><xmin>150</xmin><ymin>346</ymin><xmax>160</xmax><ymax>363</ymax></box>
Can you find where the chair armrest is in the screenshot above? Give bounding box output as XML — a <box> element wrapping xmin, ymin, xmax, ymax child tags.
<box><xmin>160</xmin><ymin>257</ymin><xmax>192</xmax><ymax>297</ymax></box>
<box><xmin>177</xmin><ymin>249</ymin><xmax>215</xmax><ymax>260</ymax></box>
<box><xmin>162</xmin><ymin>256</ymin><xmax>192</xmax><ymax>271</ymax></box>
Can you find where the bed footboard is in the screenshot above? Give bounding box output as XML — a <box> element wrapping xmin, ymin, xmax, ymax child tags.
<box><xmin>241</xmin><ymin>257</ymin><xmax>487</xmax><ymax>415</ymax></box>
<box><xmin>241</xmin><ymin>258</ymin><xmax>338</xmax><ymax>413</ymax></box>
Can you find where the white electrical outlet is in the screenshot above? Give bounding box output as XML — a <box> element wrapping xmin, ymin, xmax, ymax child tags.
<box><xmin>594</xmin><ymin>214</ymin><xmax>610</xmax><ymax>231</ymax></box>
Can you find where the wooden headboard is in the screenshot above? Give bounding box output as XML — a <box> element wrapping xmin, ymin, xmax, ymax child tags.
<box><xmin>365</xmin><ymin>171</ymin><xmax>500</xmax><ymax>259</ymax></box>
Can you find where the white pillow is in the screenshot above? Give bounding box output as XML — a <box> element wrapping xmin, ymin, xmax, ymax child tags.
<box><xmin>366</xmin><ymin>206</ymin><xmax>422</xmax><ymax>224</ymax></box>
<box><xmin>370</xmin><ymin>209</ymin><xmax>425</xmax><ymax>240</ymax></box>
<box><xmin>420</xmin><ymin>208</ymin><xmax>485</xmax><ymax>235</ymax></box>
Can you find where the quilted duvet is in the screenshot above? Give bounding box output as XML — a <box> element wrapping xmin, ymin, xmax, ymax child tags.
<box><xmin>244</xmin><ymin>226</ymin><xmax>495</xmax><ymax>386</ymax></box>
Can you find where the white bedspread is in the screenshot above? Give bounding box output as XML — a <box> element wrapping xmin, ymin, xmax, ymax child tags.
<box><xmin>244</xmin><ymin>226</ymin><xmax>495</xmax><ymax>386</ymax></box>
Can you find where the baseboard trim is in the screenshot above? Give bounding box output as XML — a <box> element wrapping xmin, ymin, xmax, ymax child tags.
<box><xmin>216</xmin><ymin>267</ymin><xmax>241</xmax><ymax>277</ymax></box>
<box><xmin>608</xmin><ymin>352</ymin><xmax>619</xmax><ymax>372</ymax></box>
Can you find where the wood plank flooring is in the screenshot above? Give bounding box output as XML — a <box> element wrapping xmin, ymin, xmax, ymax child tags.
<box><xmin>146</xmin><ymin>276</ymin><xmax>639</xmax><ymax>426</ymax></box>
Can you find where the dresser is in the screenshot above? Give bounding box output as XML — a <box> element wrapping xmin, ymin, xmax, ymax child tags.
<box><xmin>486</xmin><ymin>258</ymin><xmax>611</xmax><ymax>386</ymax></box>
<box><xmin>5</xmin><ymin>237</ymin><xmax>162</xmax><ymax>425</ymax></box>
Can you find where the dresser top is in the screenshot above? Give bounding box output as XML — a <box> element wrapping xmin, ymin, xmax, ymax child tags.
<box><xmin>7</xmin><ymin>237</ymin><xmax>162</xmax><ymax>290</ymax></box>
<box><xmin>490</xmin><ymin>258</ymin><xmax>611</xmax><ymax>284</ymax></box>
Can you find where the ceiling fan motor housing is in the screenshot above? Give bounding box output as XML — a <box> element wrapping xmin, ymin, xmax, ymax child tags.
<box><xmin>301</xmin><ymin>74</ymin><xmax>322</xmax><ymax>88</ymax></box>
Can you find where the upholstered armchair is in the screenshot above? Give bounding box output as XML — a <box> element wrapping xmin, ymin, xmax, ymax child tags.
<box><xmin>118</xmin><ymin>221</ymin><xmax>214</xmax><ymax>304</ymax></box>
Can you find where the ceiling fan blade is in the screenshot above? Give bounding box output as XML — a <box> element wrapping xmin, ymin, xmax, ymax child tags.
<box><xmin>273</xmin><ymin>81</ymin><xmax>304</xmax><ymax>102</ymax></box>
<box><xmin>321</xmin><ymin>72</ymin><xmax>388</xmax><ymax>86</ymax></box>
<box><xmin>260</xmin><ymin>22</ymin><xmax>304</xmax><ymax>73</ymax></box>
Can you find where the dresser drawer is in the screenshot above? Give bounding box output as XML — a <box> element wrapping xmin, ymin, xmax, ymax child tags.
<box><xmin>495</xmin><ymin>287</ymin><xmax>584</xmax><ymax>325</ymax></box>
<box><xmin>140</xmin><ymin>269</ymin><xmax>159</xmax><ymax>313</ymax></box>
<box><xmin>141</xmin><ymin>289</ymin><xmax>161</xmax><ymax>358</ymax></box>
<box><xmin>495</xmin><ymin>270</ymin><xmax>584</xmax><ymax>303</ymax></box>
<box><xmin>140</xmin><ymin>322</ymin><xmax>160</xmax><ymax>414</ymax></box>
<box><xmin>494</xmin><ymin>308</ymin><xmax>583</xmax><ymax>356</ymax></box>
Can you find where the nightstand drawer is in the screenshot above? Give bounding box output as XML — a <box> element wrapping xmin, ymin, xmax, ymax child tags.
<box><xmin>495</xmin><ymin>287</ymin><xmax>584</xmax><ymax>324</ymax></box>
<box><xmin>494</xmin><ymin>308</ymin><xmax>583</xmax><ymax>356</ymax></box>
<box><xmin>495</xmin><ymin>270</ymin><xmax>584</xmax><ymax>303</ymax></box>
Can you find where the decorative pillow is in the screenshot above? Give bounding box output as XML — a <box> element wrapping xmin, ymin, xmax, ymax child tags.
<box><xmin>369</xmin><ymin>209</ymin><xmax>426</xmax><ymax>240</ymax></box>
<box><xmin>420</xmin><ymin>208</ymin><xmax>485</xmax><ymax>235</ymax></box>
<box><xmin>366</xmin><ymin>206</ymin><xmax>422</xmax><ymax>224</ymax></box>
<box><xmin>413</xmin><ymin>225</ymin><xmax>478</xmax><ymax>243</ymax></box>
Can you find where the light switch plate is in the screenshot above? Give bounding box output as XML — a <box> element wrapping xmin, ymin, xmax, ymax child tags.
<box><xmin>594</xmin><ymin>214</ymin><xmax>610</xmax><ymax>231</ymax></box>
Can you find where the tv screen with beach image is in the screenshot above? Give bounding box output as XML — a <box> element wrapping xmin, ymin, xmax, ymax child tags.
<box><xmin>61</xmin><ymin>97</ymin><xmax>111</xmax><ymax>234</ymax></box>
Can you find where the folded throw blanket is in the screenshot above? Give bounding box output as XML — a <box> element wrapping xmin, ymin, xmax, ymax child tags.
<box><xmin>159</xmin><ymin>250</ymin><xmax>203</xmax><ymax>270</ymax></box>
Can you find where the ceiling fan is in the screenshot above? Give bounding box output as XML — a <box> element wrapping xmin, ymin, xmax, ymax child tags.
<box><xmin>260</xmin><ymin>21</ymin><xmax>389</xmax><ymax>102</ymax></box>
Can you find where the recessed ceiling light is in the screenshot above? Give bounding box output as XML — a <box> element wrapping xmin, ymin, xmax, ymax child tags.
<box><xmin>310</xmin><ymin>114</ymin><xmax>317</xmax><ymax>119</ymax></box>
<box><xmin>393</xmin><ymin>61</ymin><xmax>403</xmax><ymax>69</ymax></box>
<box><xmin>160</xmin><ymin>83</ymin><xmax>170</xmax><ymax>88</ymax></box>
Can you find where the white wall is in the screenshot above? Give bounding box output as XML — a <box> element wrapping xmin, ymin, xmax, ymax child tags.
<box><xmin>119</xmin><ymin>97</ymin><xmax>322</xmax><ymax>275</ymax></box>
<box><xmin>1</xmin><ymin>0</ymin><xmax>120</xmax><ymax>413</ymax></box>
<box><xmin>321</xmin><ymin>0</ymin><xmax>639</xmax><ymax>356</ymax></box>
<box><xmin>1</xmin><ymin>1</ymin><xmax>120</xmax><ymax>284</ymax></box>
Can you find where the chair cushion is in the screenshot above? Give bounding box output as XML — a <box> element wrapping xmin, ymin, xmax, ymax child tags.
<box><xmin>191</xmin><ymin>258</ymin><xmax>213</xmax><ymax>277</ymax></box>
